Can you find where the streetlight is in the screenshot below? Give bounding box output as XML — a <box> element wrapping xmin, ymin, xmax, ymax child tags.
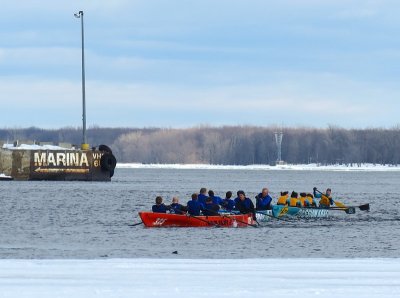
<box><xmin>74</xmin><ymin>10</ymin><xmax>89</xmax><ymax>150</ymax></box>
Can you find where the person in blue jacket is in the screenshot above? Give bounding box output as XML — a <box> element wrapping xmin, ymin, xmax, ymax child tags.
<box><xmin>152</xmin><ymin>196</ymin><xmax>169</xmax><ymax>213</ymax></box>
<box><xmin>187</xmin><ymin>193</ymin><xmax>204</xmax><ymax>216</ymax></box>
<box><xmin>208</xmin><ymin>190</ymin><xmax>222</xmax><ymax>205</ymax></box>
<box><xmin>221</xmin><ymin>191</ymin><xmax>235</xmax><ymax>211</ymax></box>
<box><xmin>198</xmin><ymin>188</ymin><xmax>208</xmax><ymax>206</ymax></box>
<box><xmin>255</xmin><ymin>188</ymin><xmax>273</xmax><ymax>210</ymax></box>
<box><xmin>202</xmin><ymin>196</ymin><xmax>220</xmax><ymax>216</ymax></box>
<box><xmin>169</xmin><ymin>197</ymin><xmax>187</xmax><ymax>214</ymax></box>
<box><xmin>234</xmin><ymin>190</ymin><xmax>256</xmax><ymax>219</ymax></box>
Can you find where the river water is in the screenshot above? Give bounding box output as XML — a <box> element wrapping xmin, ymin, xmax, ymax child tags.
<box><xmin>0</xmin><ymin>168</ymin><xmax>399</xmax><ymax>258</ymax></box>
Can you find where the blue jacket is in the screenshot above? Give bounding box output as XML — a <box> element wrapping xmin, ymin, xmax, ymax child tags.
<box><xmin>202</xmin><ymin>203</ymin><xmax>220</xmax><ymax>216</ymax></box>
<box><xmin>221</xmin><ymin>198</ymin><xmax>235</xmax><ymax>211</ymax></box>
<box><xmin>209</xmin><ymin>195</ymin><xmax>222</xmax><ymax>205</ymax></box>
<box><xmin>255</xmin><ymin>193</ymin><xmax>273</xmax><ymax>210</ymax></box>
<box><xmin>152</xmin><ymin>204</ymin><xmax>168</xmax><ymax>213</ymax></box>
<box><xmin>187</xmin><ymin>200</ymin><xmax>204</xmax><ymax>216</ymax></box>
<box><xmin>198</xmin><ymin>194</ymin><xmax>208</xmax><ymax>206</ymax></box>
<box><xmin>170</xmin><ymin>203</ymin><xmax>185</xmax><ymax>214</ymax></box>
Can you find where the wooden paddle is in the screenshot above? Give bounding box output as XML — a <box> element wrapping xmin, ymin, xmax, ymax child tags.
<box><xmin>303</xmin><ymin>206</ymin><xmax>356</xmax><ymax>214</ymax></box>
<box><xmin>315</xmin><ymin>188</ymin><xmax>370</xmax><ymax>212</ymax></box>
<box><xmin>128</xmin><ymin>221</ymin><xmax>144</xmax><ymax>227</ymax></box>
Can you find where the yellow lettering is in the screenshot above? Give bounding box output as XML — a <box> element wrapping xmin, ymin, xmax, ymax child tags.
<box><xmin>80</xmin><ymin>153</ymin><xmax>89</xmax><ymax>167</ymax></box>
<box><xmin>47</xmin><ymin>153</ymin><xmax>56</xmax><ymax>166</ymax></box>
<box><xmin>56</xmin><ymin>153</ymin><xmax>66</xmax><ymax>166</ymax></box>
<box><xmin>33</xmin><ymin>152</ymin><xmax>46</xmax><ymax>166</ymax></box>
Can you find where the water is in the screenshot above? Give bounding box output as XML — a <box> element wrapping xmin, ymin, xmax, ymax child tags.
<box><xmin>0</xmin><ymin>168</ymin><xmax>399</xmax><ymax>258</ymax></box>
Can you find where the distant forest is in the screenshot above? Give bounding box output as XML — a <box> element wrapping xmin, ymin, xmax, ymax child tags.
<box><xmin>1</xmin><ymin>126</ymin><xmax>400</xmax><ymax>165</ymax></box>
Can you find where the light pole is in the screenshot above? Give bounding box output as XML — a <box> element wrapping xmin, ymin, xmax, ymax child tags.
<box><xmin>74</xmin><ymin>10</ymin><xmax>88</xmax><ymax>150</ymax></box>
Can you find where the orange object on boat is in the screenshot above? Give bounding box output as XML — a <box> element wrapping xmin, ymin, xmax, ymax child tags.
<box><xmin>138</xmin><ymin>212</ymin><xmax>254</xmax><ymax>228</ymax></box>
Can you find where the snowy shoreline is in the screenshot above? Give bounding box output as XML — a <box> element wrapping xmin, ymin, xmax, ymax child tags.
<box><xmin>0</xmin><ymin>258</ymin><xmax>399</xmax><ymax>298</ymax></box>
<box><xmin>117</xmin><ymin>163</ymin><xmax>400</xmax><ymax>172</ymax></box>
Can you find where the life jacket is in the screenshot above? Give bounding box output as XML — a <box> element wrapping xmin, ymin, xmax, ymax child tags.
<box><xmin>289</xmin><ymin>197</ymin><xmax>300</xmax><ymax>207</ymax></box>
<box><xmin>299</xmin><ymin>196</ymin><xmax>308</xmax><ymax>207</ymax></box>
<box><xmin>306</xmin><ymin>196</ymin><xmax>315</xmax><ymax>206</ymax></box>
<box><xmin>319</xmin><ymin>195</ymin><xmax>331</xmax><ymax>207</ymax></box>
<box><xmin>277</xmin><ymin>195</ymin><xmax>288</xmax><ymax>205</ymax></box>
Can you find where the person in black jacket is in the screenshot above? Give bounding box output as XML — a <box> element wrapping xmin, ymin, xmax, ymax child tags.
<box><xmin>152</xmin><ymin>196</ymin><xmax>170</xmax><ymax>213</ymax></box>
<box><xmin>169</xmin><ymin>197</ymin><xmax>187</xmax><ymax>214</ymax></box>
<box><xmin>234</xmin><ymin>190</ymin><xmax>256</xmax><ymax>219</ymax></box>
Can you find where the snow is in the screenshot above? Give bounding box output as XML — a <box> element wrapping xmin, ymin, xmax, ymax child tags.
<box><xmin>117</xmin><ymin>163</ymin><xmax>400</xmax><ymax>171</ymax></box>
<box><xmin>2</xmin><ymin>143</ymin><xmax>73</xmax><ymax>150</ymax></box>
<box><xmin>0</xmin><ymin>258</ymin><xmax>399</xmax><ymax>298</ymax></box>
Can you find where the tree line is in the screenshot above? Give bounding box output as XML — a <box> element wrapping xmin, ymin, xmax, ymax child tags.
<box><xmin>1</xmin><ymin>126</ymin><xmax>400</xmax><ymax>165</ymax></box>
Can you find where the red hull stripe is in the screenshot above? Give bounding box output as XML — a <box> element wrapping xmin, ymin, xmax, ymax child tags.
<box><xmin>139</xmin><ymin>212</ymin><xmax>253</xmax><ymax>228</ymax></box>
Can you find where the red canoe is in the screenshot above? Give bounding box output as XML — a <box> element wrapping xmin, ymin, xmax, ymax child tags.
<box><xmin>139</xmin><ymin>212</ymin><xmax>254</xmax><ymax>228</ymax></box>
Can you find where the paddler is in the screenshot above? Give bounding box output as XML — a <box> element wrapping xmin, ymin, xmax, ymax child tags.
<box><xmin>187</xmin><ymin>193</ymin><xmax>204</xmax><ymax>216</ymax></box>
<box><xmin>208</xmin><ymin>190</ymin><xmax>223</xmax><ymax>205</ymax></box>
<box><xmin>170</xmin><ymin>197</ymin><xmax>186</xmax><ymax>214</ymax></box>
<box><xmin>306</xmin><ymin>193</ymin><xmax>317</xmax><ymax>207</ymax></box>
<box><xmin>221</xmin><ymin>191</ymin><xmax>235</xmax><ymax>211</ymax></box>
<box><xmin>276</xmin><ymin>191</ymin><xmax>289</xmax><ymax>205</ymax></box>
<box><xmin>313</xmin><ymin>187</ymin><xmax>334</xmax><ymax>208</ymax></box>
<box><xmin>152</xmin><ymin>196</ymin><xmax>170</xmax><ymax>213</ymax></box>
<box><xmin>287</xmin><ymin>191</ymin><xmax>301</xmax><ymax>207</ymax></box>
<box><xmin>198</xmin><ymin>188</ymin><xmax>208</xmax><ymax>206</ymax></box>
<box><xmin>234</xmin><ymin>190</ymin><xmax>256</xmax><ymax>219</ymax></box>
<box><xmin>299</xmin><ymin>192</ymin><xmax>310</xmax><ymax>207</ymax></box>
<box><xmin>255</xmin><ymin>188</ymin><xmax>273</xmax><ymax>210</ymax></box>
<box><xmin>202</xmin><ymin>196</ymin><xmax>220</xmax><ymax>216</ymax></box>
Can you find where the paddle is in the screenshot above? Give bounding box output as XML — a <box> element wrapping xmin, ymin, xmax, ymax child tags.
<box><xmin>205</xmin><ymin>208</ymin><xmax>258</xmax><ymax>228</ymax></box>
<box><xmin>303</xmin><ymin>206</ymin><xmax>356</xmax><ymax>214</ymax></box>
<box><xmin>129</xmin><ymin>221</ymin><xmax>144</xmax><ymax>227</ymax></box>
<box><xmin>315</xmin><ymin>188</ymin><xmax>370</xmax><ymax>212</ymax></box>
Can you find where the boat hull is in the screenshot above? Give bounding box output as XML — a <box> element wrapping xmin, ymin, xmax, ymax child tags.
<box><xmin>0</xmin><ymin>146</ymin><xmax>116</xmax><ymax>181</ymax></box>
<box><xmin>139</xmin><ymin>212</ymin><xmax>253</xmax><ymax>228</ymax></box>
<box><xmin>256</xmin><ymin>205</ymin><xmax>329</xmax><ymax>221</ymax></box>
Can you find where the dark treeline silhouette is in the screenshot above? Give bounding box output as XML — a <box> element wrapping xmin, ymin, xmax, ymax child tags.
<box><xmin>1</xmin><ymin>126</ymin><xmax>400</xmax><ymax>165</ymax></box>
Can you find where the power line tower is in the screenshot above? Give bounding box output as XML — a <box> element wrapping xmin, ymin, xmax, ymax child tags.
<box><xmin>274</xmin><ymin>131</ymin><xmax>284</xmax><ymax>164</ymax></box>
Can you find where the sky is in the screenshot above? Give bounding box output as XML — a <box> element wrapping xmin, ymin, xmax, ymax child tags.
<box><xmin>1</xmin><ymin>0</ymin><xmax>400</xmax><ymax>129</ymax></box>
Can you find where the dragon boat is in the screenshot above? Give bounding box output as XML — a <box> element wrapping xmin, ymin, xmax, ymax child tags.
<box><xmin>256</xmin><ymin>205</ymin><xmax>330</xmax><ymax>221</ymax></box>
<box><xmin>139</xmin><ymin>211</ymin><xmax>254</xmax><ymax>228</ymax></box>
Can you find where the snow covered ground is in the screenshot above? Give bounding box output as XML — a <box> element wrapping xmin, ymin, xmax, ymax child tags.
<box><xmin>0</xmin><ymin>258</ymin><xmax>399</xmax><ymax>298</ymax></box>
<box><xmin>117</xmin><ymin>162</ymin><xmax>400</xmax><ymax>171</ymax></box>
<box><xmin>2</xmin><ymin>143</ymin><xmax>72</xmax><ymax>150</ymax></box>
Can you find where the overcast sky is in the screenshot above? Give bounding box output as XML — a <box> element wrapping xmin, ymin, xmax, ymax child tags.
<box><xmin>1</xmin><ymin>1</ymin><xmax>400</xmax><ymax>128</ymax></box>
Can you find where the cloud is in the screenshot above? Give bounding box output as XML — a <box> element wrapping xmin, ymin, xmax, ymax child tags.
<box><xmin>1</xmin><ymin>1</ymin><xmax>400</xmax><ymax>128</ymax></box>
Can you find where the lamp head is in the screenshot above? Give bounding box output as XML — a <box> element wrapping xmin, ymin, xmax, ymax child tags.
<box><xmin>74</xmin><ymin>11</ymin><xmax>83</xmax><ymax>18</ymax></box>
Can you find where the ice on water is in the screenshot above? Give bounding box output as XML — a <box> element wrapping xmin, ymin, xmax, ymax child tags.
<box><xmin>0</xmin><ymin>258</ymin><xmax>399</xmax><ymax>298</ymax></box>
